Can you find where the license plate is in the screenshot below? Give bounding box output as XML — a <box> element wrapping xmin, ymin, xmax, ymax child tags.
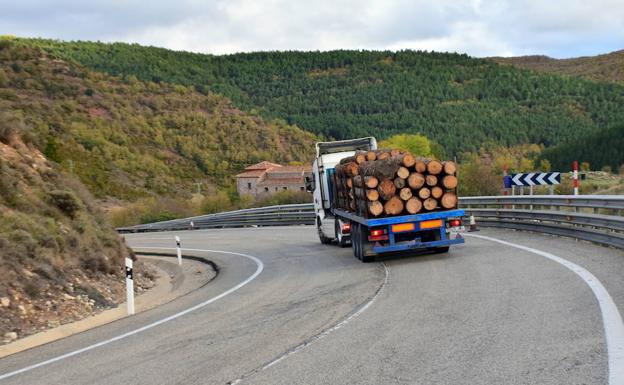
<box><xmin>449</xmin><ymin>226</ymin><xmax>465</xmax><ymax>233</ymax></box>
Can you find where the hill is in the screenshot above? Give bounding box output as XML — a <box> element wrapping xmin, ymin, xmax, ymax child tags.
<box><xmin>0</xmin><ymin>38</ymin><xmax>315</xmax><ymax>204</ymax></box>
<box><xmin>491</xmin><ymin>50</ymin><xmax>624</xmax><ymax>84</ymax></box>
<box><xmin>540</xmin><ymin>123</ymin><xmax>624</xmax><ymax>172</ymax></box>
<box><xmin>23</xmin><ymin>38</ymin><xmax>624</xmax><ymax>156</ymax></box>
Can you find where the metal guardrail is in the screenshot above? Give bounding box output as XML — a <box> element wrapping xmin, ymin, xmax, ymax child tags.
<box><xmin>461</xmin><ymin>195</ymin><xmax>624</xmax><ymax>249</ymax></box>
<box><xmin>117</xmin><ymin>203</ymin><xmax>315</xmax><ymax>233</ymax></box>
<box><xmin>118</xmin><ymin>195</ymin><xmax>624</xmax><ymax>250</ymax></box>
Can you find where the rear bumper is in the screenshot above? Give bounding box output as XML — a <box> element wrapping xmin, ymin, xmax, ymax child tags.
<box><xmin>372</xmin><ymin>236</ymin><xmax>465</xmax><ymax>253</ymax></box>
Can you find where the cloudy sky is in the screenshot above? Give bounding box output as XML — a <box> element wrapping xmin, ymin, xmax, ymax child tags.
<box><xmin>2</xmin><ymin>0</ymin><xmax>623</xmax><ymax>58</ymax></box>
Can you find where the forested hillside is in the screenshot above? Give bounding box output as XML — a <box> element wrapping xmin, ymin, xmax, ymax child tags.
<box><xmin>540</xmin><ymin>124</ymin><xmax>624</xmax><ymax>172</ymax></box>
<box><xmin>492</xmin><ymin>50</ymin><xmax>624</xmax><ymax>84</ymax></box>
<box><xmin>0</xmin><ymin>39</ymin><xmax>315</xmax><ymax>202</ymax></box>
<box><xmin>24</xmin><ymin>38</ymin><xmax>624</xmax><ymax>156</ymax></box>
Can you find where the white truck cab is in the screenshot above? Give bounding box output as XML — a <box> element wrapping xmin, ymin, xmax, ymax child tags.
<box><xmin>305</xmin><ymin>137</ymin><xmax>377</xmax><ymax>246</ymax></box>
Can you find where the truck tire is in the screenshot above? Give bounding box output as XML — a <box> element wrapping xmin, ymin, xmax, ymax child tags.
<box><xmin>317</xmin><ymin>217</ymin><xmax>333</xmax><ymax>245</ymax></box>
<box><xmin>335</xmin><ymin>219</ymin><xmax>349</xmax><ymax>248</ymax></box>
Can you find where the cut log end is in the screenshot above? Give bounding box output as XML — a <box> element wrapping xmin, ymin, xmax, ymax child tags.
<box><xmin>396</xmin><ymin>166</ymin><xmax>410</xmax><ymax>179</ymax></box>
<box><xmin>426</xmin><ymin>160</ymin><xmax>443</xmax><ymax>175</ymax></box>
<box><xmin>368</xmin><ymin>200</ymin><xmax>384</xmax><ymax>217</ymax></box>
<box><xmin>425</xmin><ymin>174</ymin><xmax>438</xmax><ymax>187</ymax></box>
<box><xmin>399</xmin><ymin>187</ymin><xmax>413</xmax><ymax>201</ymax></box>
<box><xmin>442</xmin><ymin>175</ymin><xmax>458</xmax><ymax>189</ymax></box>
<box><xmin>418</xmin><ymin>187</ymin><xmax>431</xmax><ymax>200</ymax></box>
<box><xmin>401</xmin><ymin>153</ymin><xmax>416</xmax><ymax>168</ymax></box>
<box><xmin>394</xmin><ymin>177</ymin><xmax>406</xmax><ymax>189</ymax></box>
<box><xmin>378</xmin><ymin>179</ymin><xmax>397</xmax><ymax>201</ymax></box>
<box><xmin>407</xmin><ymin>173</ymin><xmax>425</xmax><ymax>189</ymax></box>
<box><xmin>364</xmin><ymin>176</ymin><xmax>379</xmax><ymax>189</ymax></box>
<box><xmin>441</xmin><ymin>192</ymin><xmax>458</xmax><ymax>209</ymax></box>
<box><xmin>431</xmin><ymin>186</ymin><xmax>443</xmax><ymax>199</ymax></box>
<box><xmin>443</xmin><ymin>161</ymin><xmax>457</xmax><ymax>175</ymax></box>
<box><xmin>405</xmin><ymin>197</ymin><xmax>422</xmax><ymax>214</ymax></box>
<box><xmin>384</xmin><ymin>196</ymin><xmax>404</xmax><ymax>215</ymax></box>
<box><xmin>423</xmin><ymin>198</ymin><xmax>438</xmax><ymax>211</ymax></box>
<box><xmin>366</xmin><ymin>189</ymin><xmax>380</xmax><ymax>201</ymax></box>
<box><xmin>415</xmin><ymin>160</ymin><xmax>427</xmax><ymax>173</ymax></box>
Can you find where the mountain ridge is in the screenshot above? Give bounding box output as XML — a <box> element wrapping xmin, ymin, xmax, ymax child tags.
<box><xmin>23</xmin><ymin>38</ymin><xmax>624</xmax><ymax>156</ymax></box>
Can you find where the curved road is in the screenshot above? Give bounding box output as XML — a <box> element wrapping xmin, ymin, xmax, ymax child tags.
<box><xmin>0</xmin><ymin>227</ymin><xmax>623</xmax><ymax>384</ymax></box>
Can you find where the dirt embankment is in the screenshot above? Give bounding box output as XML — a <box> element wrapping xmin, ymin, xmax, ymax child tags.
<box><xmin>0</xmin><ymin>134</ymin><xmax>156</xmax><ymax>344</ymax></box>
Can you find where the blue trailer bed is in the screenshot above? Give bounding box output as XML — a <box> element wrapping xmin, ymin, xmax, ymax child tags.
<box><xmin>333</xmin><ymin>208</ymin><xmax>465</xmax><ymax>258</ymax></box>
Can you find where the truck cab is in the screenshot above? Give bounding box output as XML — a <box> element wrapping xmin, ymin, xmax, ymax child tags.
<box><xmin>306</xmin><ymin>137</ymin><xmax>377</xmax><ymax>246</ymax></box>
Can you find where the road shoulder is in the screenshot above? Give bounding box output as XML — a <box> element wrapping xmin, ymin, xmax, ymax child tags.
<box><xmin>0</xmin><ymin>255</ymin><xmax>216</xmax><ymax>358</ymax></box>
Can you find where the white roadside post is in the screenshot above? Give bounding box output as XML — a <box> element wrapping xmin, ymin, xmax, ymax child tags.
<box><xmin>125</xmin><ymin>257</ymin><xmax>135</xmax><ymax>315</ymax></box>
<box><xmin>175</xmin><ymin>236</ymin><xmax>182</xmax><ymax>266</ymax></box>
<box><xmin>572</xmin><ymin>160</ymin><xmax>579</xmax><ymax>196</ymax></box>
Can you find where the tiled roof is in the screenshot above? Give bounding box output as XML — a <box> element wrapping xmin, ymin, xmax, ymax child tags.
<box><xmin>235</xmin><ymin>170</ymin><xmax>266</xmax><ymax>178</ymax></box>
<box><xmin>257</xmin><ymin>177</ymin><xmax>305</xmax><ymax>186</ymax></box>
<box><xmin>244</xmin><ymin>161</ymin><xmax>282</xmax><ymax>171</ymax></box>
<box><xmin>268</xmin><ymin>165</ymin><xmax>311</xmax><ymax>173</ymax></box>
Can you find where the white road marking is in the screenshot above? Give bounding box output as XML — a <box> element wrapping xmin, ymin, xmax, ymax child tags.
<box><xmin>465</xmin><ymin>233</ymin><xmax>624</xmax><ymax>385</ymax></box>
<box><xmin>0</xmin><ymin>247</ymin><xmax>264</xmax><ymax>381</ymax></box>
<box><xmin>229</xmin><ymin>263</ymin><xmax>389</xmax><ymax>384</ymax></box>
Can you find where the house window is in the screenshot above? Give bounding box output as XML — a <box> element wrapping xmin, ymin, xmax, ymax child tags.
<box><xmin>247</xmin><ymin>182</ymin><xmax>252</xmax><ymax>190</ymax></box>
<box><xmin>275</xmin><ymin>187</ymin><xmax>278</xmax><ymax>191</ymax></box>
<box><xmin>283</xmin><ymin>187</ymin><xmax>287</xmax><ymax>191</ymax></box>
<box><xmin>264</xmin><ymin>187</ymin><xmax>269</xmax><ymax>192</ymax></box>
<box><xmin>300</xmin><ymin>186</ymin><xmax>304</xmax><ymax>191</ymax></box>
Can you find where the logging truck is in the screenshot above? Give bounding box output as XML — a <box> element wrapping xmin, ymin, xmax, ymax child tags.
<box><xmin>305</xmin><ymin>137</ymin><xmax>465</xmax><ymax>262</ymax></box>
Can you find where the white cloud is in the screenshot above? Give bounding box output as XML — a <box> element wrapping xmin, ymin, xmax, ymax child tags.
<box><xmin>1</xmin><ymin>0</ymin><xmax>622</xmax><ymax>57</ymax></box>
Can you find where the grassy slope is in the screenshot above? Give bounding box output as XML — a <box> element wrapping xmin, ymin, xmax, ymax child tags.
<box><xmin>491</xmin><ymin>50</ymin><xmax>624</xmax><ymax>84</ymax></box>
<box><xmin>23</xmin><ymin>38</ymin><xmax>624</xmax><ymax>156</ymax></box>
<box><xmin>0</xmin><ymin>39</ymin><xmax>316</xmax><ymax>202</ymax></box>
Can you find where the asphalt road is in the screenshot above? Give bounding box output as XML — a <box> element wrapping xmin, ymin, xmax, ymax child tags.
<box><xmin>0</xmin><ymin>226</ymin><xmax>623</xmax><ymax>385</ymax></box>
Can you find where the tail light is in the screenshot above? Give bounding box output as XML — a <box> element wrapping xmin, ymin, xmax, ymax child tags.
<box><xmin>341</xmin><ymin>222</ymin><xmax>351</xmax><ymax>233</ymax></box>
<box><xmin>368</xmin><ymin>228</ymin><xmax>389</xmax><ymax>241</ymax></box>
<box><xmin>370</xmin><ymin>229</ymin><xmax>384</xmax><ymax>237</ymax></box>
<box><xmin>448</xmin><ymin>219</ymin><xmax>462</xmax><ymax>228</ymax></box>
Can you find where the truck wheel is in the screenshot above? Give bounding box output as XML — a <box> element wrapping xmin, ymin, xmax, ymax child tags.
<box><xmin>335</xmin><ymin>219</ymin><xmax>349</xmax><ymax>248</ymax></box>
<box><xmin>317</xmin><ymin>218</ymin><xmax>332</xmax><ymax>245</ymax></box>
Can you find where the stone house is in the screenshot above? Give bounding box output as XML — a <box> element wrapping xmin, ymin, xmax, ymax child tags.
<box><xmin>236</xmin><ymin>161</ymin><xmax>312</xmax><ymax>197</ymax></box>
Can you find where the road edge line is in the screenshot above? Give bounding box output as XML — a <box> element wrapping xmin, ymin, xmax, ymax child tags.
<box><xmin>464</xmin><ymin>233</ymin><xmax>624</xmax><ymax>385</ymax></box>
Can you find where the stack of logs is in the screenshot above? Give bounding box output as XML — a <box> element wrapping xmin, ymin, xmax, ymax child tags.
<box><xmin>334</xmin><ymin>149</ymin><xmax>458</xmax><ymax>218</ymax></box>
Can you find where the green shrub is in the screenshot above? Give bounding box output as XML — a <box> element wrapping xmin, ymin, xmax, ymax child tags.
<box><xmin>49</xmin><ymin>190</ymin><xmax>82</xmax><ymax>218</ymax></box>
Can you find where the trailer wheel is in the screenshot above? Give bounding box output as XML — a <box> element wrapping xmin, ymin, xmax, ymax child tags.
<box><xmin>317</xmin><ymin>217</ymin><xmax>332</xmax><ymax>245</ymax></box>
<box><xmin>355</xmin><ymin>224</ymin><xmax>374</xmax><ymax>263</ymax></box>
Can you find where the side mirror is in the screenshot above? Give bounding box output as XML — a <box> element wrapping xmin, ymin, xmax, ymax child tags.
<box><xmin>305</xmin><ymin>176</ymin><xmax>315</xmax><ymax>192</ymax></box>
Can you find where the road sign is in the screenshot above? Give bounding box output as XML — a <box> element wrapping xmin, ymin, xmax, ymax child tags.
<box><xmin>504</xmin><ymin>172</ymin><xmax>560</xmax><ymax>188</ymax></box>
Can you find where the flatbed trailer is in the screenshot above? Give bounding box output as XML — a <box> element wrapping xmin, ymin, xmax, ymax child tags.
<box><xmin>333</xmin><ymin>208</ymin><xmax>465</xmax><ymax>262</ymax></box>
